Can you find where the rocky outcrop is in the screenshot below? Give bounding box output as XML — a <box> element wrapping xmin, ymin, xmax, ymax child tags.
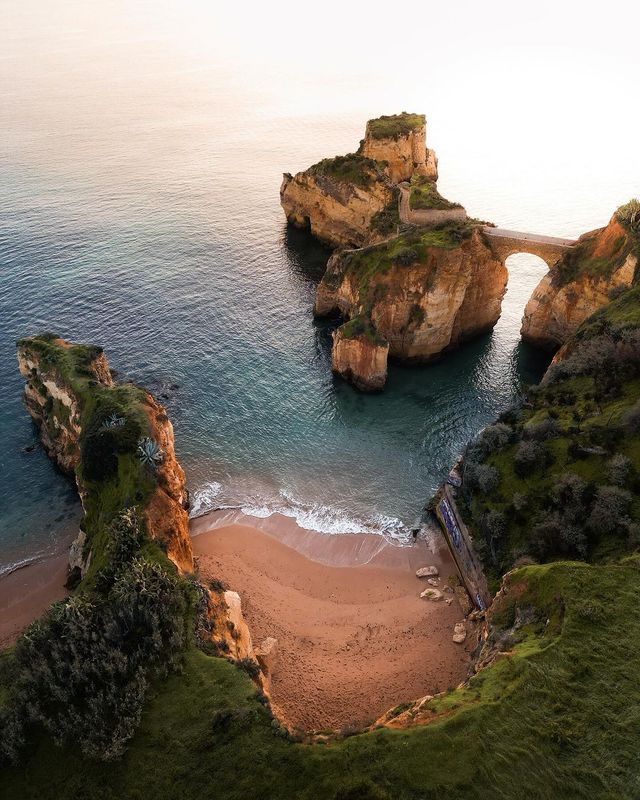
<box><xmin>331</xmin><ymin>324</ymin><xmax>389</xmax><ymax>391</ymax></box>
<box><xmin>280</xmin><ymin>161</ymin><xmax>395</xmax><ymax>248</ymax></box>
<box><xmin>17</xmin><ymin>338</ymin><xmax>112</xmax><ymax>473</ymax></box>
<box><xmin>16</xmin><ymin>335</ymin><xmax>193</xmax><ymax>575</ymax></box>
<box><xmin>359</xmin><ymin>113</ymin><xmax>438</xmax><ymax>183</ymax></box>
<box><xmin>521</xmin><ymin>214</ymin><xmax>638</xmax><ymax>349</ymax></box>
<box><xmin>316</xmin><ymin>226</ymin><xmax>507</xmax><ymax>389</ymax></box>
<box><xmin>280</xmin><ymin>112</ymin><xmax>447</xmax><ymax>249</ymax></box>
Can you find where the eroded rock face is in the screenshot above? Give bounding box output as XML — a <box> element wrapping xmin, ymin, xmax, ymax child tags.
<box><xmin>331</xmin><ymin>327</ymin><xmax>389</xmax><ymax>392</ymax></box>
<box><xmin>316</xmin><ymin>228</ymin><xmax>508</xmax><ymax>389</ymax></box>
<box><xmin>17</xmin><ymin>339</ymin><xmax>112</xmax><ymax>473</ymax></box>
<box><xmin>360</xmin><ymin>114</ymin><xmax>438</xmax><ymax>183</ymax></box>
<box><xmin>279</xmin><ymin>169</ymin><xmax>394</xmax><ymax>249</ymax></box>
<box><xmin>521</xmin><ymin>217</ymin><xmax>638</xmax><ymax>349</ymax></box>
<box><xmin>16</xmin><ymin>337</ymin><xmax>193</xmax><ymax>575</ymax></box>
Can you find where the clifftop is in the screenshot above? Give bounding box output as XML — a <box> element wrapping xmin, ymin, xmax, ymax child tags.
<box><xmin>315</xmin><ymin>220</ymin><xmax>506</xmax><ymax>389</ymax></box>
<box><xmin>280</xmin><ymin>111</ymin><xmax>454</xmax><ymax>249</ymax></box>
<box><xmin>521</xmin><ymin>201</ymin><xmax>640</xmax><ymax>349</ymax></box>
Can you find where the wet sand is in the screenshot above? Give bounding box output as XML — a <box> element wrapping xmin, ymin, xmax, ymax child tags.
<box><xmin>0</xmin><ymin>554</ymin><xmax>69</xmax><ymax>649</ymax></box>
<box><xmin>192</xmin><ymin>512</ymin><xmax>473</xmax><ymax>732</ymax></box>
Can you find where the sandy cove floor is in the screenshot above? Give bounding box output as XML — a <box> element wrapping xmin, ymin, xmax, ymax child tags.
<box><xmin>0</xmin><ymin>554</ymin><xmax>69</xmax><ymax>650</ymax></box>
<box><xmin>192</xmin><ymin>513</ymin><xmax>473</xmax><ymax>732</ymax></box>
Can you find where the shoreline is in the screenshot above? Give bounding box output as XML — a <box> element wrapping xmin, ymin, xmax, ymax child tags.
<box><xmin>0</xmin><ymin>551</ymin><xmax>70</xmax><ymax>650</ymax></box>
<box><xmin>192</xmin><ymin>514</ymin><xmax>473</xmax><ymax>731</ymax></box>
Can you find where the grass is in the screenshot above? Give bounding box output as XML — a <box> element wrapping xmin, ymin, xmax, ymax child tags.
<box><xmin>308</xmin><ymin>154</ymin><xmax>387</xmax><ymax>189</ymax></box>
<box><xmin>339</xmin><ymin>315</ymin><xmax>387</xmax><ymax>347</ymax></box>
<box><xmin>409</xmin><ymin>175</ymin><xmax>462</xmax><ymax>211</ymax></box>
<box><xmin>8</xmin><ymin>325</ymin><xmax>640</xmax><ymax>797</ymax></box>
<box><xmin>366</xmin><ymin>113</ymin><xmax>425</xmax><ymax>140</ymax></box>
<box><xmin>4</xmin><ymin>561</ymin><xmax>640</xmax><ymax>799</ymax></box>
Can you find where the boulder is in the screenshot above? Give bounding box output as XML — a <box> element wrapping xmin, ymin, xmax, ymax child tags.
<box><xmin>452</xmin><ymin>622</ymin><xmax>467</xmax><ymax>643</ymax></box>
<box><xmin>416</xmin><ymin>566</ymin><xmax>439</xmax><ymax>578</ymax></box>
<box><xmin>420</xmin><ymin>587</ymin><xmax>443</xmax><ymax>601</ymax></box>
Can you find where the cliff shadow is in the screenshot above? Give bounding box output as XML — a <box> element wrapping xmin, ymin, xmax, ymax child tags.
<box><xmin>280</xmin><ymin>223</ymin><xmax>333</xmax><ymax>286</ymax></box>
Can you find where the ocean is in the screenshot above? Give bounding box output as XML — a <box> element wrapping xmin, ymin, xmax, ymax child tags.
<box><xmin>2</xmin><ymin>1</ymin><xmax>638</xmax><ymax>573</ymax></box>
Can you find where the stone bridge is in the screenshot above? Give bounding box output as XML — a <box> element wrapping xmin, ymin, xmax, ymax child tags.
<box><xmin>483</xmin><ymin>227</ymin><xmax>577</xmax><ymax>267</ymax></box>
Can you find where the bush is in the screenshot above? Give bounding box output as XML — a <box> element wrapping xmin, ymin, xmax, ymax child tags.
<box><xmin>514</xmin><ymin>441</ymin><xmax>546</xmax><ymax>478</ymax></box>
<box><xmin>550</xmin><ymin>473</ymin><xmax>587</xmax><ymax>521</ymax></box>
<box><xmin>607</xmin><ymin>454</ymin><xmax>634</xmax><ymax>487</ymax></box>
<box><xmin>394</xmin><ymin>247</ymin><xmax>418</xmax><ymax>267</ymax></box>
<box><xmin>531</xmin><ymin>512</ymin><xmax>587</xmax><ymax>559</ymax></box>
<box><xmin>465</xmin><ymin>463</ymin><xmax>500</xmax><ymax>495</ymax></box>
<box><xmin>3</xmin><ymin>557</ymin><xmax>189</xmax><ymax>763</ymax></box>
<box><xmin>588</xmin><ymin>486</ymin><xmax>633</xmax><ymax>536</ymax></box>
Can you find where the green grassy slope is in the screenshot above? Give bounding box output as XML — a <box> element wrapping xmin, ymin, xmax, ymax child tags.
<box><xmin>4</xmin><ymin>561</ymin><xmax>640</xmax><ymax>799</ymax></box>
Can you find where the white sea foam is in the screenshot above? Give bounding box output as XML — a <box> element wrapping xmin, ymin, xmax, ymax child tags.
<box><xmin>0</xmin><ymin>552</ymin><xmax>45</xmax><ymax>579</ymax></box>
<box><xmin>189</xmin><ymin>481</ymin><xmax>222</xmax><ymax>518</ymax></box>
<box><xmin>188</xmin><ymin>479</ymin><xmax>411</xmax><ymax>543</ymax></box>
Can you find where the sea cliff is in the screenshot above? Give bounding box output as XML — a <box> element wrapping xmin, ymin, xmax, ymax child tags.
<box><xmin>5</xmin><ymin>335</ymin><xmax>260</xmax><ymax>763</ymax></box>
<box><xmin>315</xmin><ymin>224</ymin><xmax>507</xmax><ymax>390</ymax></box>
<box><xmin>280</xmin><ymin>112</ymin><xmax>460</xmax><ymax>250</ymax></box>
<box><xmin>521</xmin><ymin>205</ymin><xmax>639</xmax><ymax>349</ymax></box>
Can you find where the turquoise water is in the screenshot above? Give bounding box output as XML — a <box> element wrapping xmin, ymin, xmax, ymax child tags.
<box><xmin>2</xmin><ymin>5</ymin><xmax>638</xmax><ymax>571</ymax></box>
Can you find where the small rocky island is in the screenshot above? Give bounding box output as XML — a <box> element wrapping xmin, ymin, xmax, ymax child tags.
<box><xmin>281</xmin><ymin>113</ymin><xmax>638</xmax><ymax>390</ymax></box>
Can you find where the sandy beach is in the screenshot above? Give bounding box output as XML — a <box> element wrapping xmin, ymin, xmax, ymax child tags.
<box><xmin>193</xmin><ymin>512</ymin><xmax>473</xmax><ymax>731</ymax></box>
<box><xmin>0</xmin><ymin>554</ymin><xmax>69</xmax><ymax>650</ymax></box>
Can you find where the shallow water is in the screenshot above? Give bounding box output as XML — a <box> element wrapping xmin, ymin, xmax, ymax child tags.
<box><xmin>1</xmin><ymin>3</ymin><xmax>638</xmax><ymax>570</ymax></box>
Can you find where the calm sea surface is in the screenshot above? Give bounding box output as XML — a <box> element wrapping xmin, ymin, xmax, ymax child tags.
<box><xmin>2</xmin><ymin>5</ymin><xmax>639</xmax><ymax>572</ymax></box>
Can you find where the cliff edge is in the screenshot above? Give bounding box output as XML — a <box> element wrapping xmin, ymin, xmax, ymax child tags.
<box><xmin>521</xmin><ymin>201</ymin><xmax>639</xmax><ymax>349</ymax></box>
<box><xmin>315</xmin><ymin>223</ymin><xmax>507</xmax><ymax>390</ymax></box>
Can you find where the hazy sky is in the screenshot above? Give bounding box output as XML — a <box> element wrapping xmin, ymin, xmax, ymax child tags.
<box><xmin>3</xmin><ymin>0</ymin><xmax>639</xmax><ymax>230</ymax></box>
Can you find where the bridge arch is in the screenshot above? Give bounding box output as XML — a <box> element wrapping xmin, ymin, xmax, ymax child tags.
<box><xmin>483</xmin><ymin>227</ymin><xmax>576</xmax><ymax>268</ymax></box>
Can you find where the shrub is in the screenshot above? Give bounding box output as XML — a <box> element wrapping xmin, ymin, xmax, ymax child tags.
<box><xmin>523</xmin><ymin>418</ymin><xmax>558</xmax><ymax>441</ymax></box>
<box><xmin>531</xmin><ymin>512</ymin><xmax>587</xmax><ymax>559</ymax></box>
<box><xmin>465</xmin><ymin>463</ymin><xmax>500</xmax><ymax>495</ymax></box>
<box><xmin>550</xmin><ymin>473</ymin><xmax>587</xmax><ymax>521</ymax></box>
<box><xmin>607</xmin><ymin>454</ymin><xmax>634</xmax><ymax>487</ymax></box>
<box><xmin>588</xmin><ymin>486</ymin><xmax>633</xmax><ymax>536</ymax></box>
<box><xmin>480</xmin><ymin>423</ymin><xmax>512</xmax><ymax>452</ymax></box>
<box><xmin>514</xmin><ymin>441</ymin><xmax>546</xmax><ymax>477</ymax></box>
<box><xmin>3</xmin><ymin>557</ymin><xmax>189</xmax><ymax>763</ymax></box>
<box><xmin>394</xmin><ymin>247</ymin><xmax>418</xmax><ymax>267</ymax></box>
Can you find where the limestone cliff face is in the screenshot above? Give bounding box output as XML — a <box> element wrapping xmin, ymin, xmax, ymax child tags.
<box><xmin>331</xmin><ymin>326</ymin><xmax>389</xmax><ymax>392</ymax></box>
<box><xmin>360</xmin><ymin>113</ymin><xmax>438</xmax><ymax>184</ymax></box>
<box><xmin>17</xmin><ymin>338</ymin><xmax>112</xmax><ymax>473</ymax></box>
<box><xmin>521</xmin><ymin>216</ymin><xmax>638</xmax><ymax>349</ymax></box>
<box><xmin>16</xmin><ymin>337</ymin><xmax>193</xmax><ymax>575</ymax></box>
<box><xmin>316</xmin><ymin>228</ymin><xmax>507</xmax><ymax>389</ymax></box>
<box><xmin>141</xmin><ymin>392</ymin><xmax>193</xmax><ymax>573</ymax></box>
<box><xmin>280</xmin><ymin>168</ymin><xmax>395</xmax><ymax>249</ymax></box>
<box><xmin>280</xmin><ymin>112</ymin><xmax>443</xmax><ymax>249</ymax></box>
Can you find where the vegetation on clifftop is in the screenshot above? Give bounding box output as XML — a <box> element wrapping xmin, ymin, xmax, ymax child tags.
<box><xmin>409</xmin><ymin>175</ymin><xmax>462</xmax><ymax>211</ymax></box>
<box><xmin>339</xmin><ymin>315</ymin><xmax>388</xmax><ymax>347</ymax></box>
<box><xmin>459</xmin><ymin>286</ymin><xmax>640</xmax><ymax>582</ymax></box>
<box><xmin>308</xmin><ymin>153</ymin><xmax>388</xmax><ymax>189</ymax></box>
<box><xmin>1</xmin><ymin>336</ymin><xmax>195</xmax><ymax>764</ymax></box>
<box><xmin>551</xmin><ymin>199</ymin><xmax>640</xmax><ymax>288</ymax></box>
<box><xmin>366</xmin><ymin>112</ymin><xmax>425</xmax><ymax>140</ymax></box>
